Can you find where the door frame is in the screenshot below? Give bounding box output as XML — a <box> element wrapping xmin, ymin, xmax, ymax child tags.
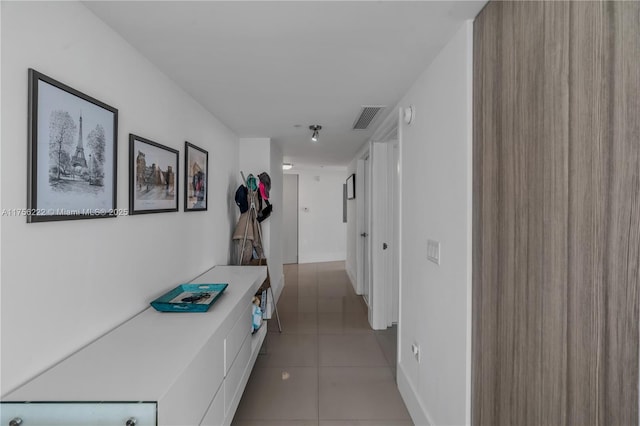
<box><xmin>389</xmin><ymin>139</ymin><xmax>400</xmax><ymax>325</ymax></box>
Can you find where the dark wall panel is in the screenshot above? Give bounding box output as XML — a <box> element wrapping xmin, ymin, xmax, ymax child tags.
<box><xmin>473</xmin><ymin>1</ymin><xmax>639</xmax><ymax>424</ymax></box>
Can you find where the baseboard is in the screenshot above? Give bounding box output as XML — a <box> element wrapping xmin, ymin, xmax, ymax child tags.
<box><xmin>298</xmin><ymin>253</ymin><xmax>346</xmax><ymax>264</ymax></box>
<box><xmin>346</xmin><ymin>266</ymin><xmax>357</xmax><ymax>293</ymax></box>
<box><xmin>397</xmin><ymin>362</ymin><xmax>433</xmax><ymax>426</ymax></box>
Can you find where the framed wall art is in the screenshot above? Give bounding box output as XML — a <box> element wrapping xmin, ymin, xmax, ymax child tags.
<box><xmin>346</xmin><ymin>173</ymin><xmax>356</xmax><ymax>200</ymax></box>
<box><xmin>184</xmin><ymin>142</ymin><xmax>208</xmax><ymax>212</ymax></box>
<box><xmin>27</xmin><ymin>69</ymin><xmax>119</xmax><ymax>222</ymax></box>
<box><xmin>129</xmin><ymin>134</ymin><xmax>179</xmax><ymax>214</ymax></box>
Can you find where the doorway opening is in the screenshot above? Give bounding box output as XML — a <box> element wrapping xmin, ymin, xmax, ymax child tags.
<box><xmin>282</xmin><ymin>173</ymin><xmax>299</xmax><ymax>264</ymax></box>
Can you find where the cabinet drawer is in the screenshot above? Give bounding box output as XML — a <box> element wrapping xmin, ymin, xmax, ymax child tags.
<box><xmin>199</xmin><ymin>384</ymin><xmax>224</xmax><ymax>426</ymax></box>
<box><xmin>0</xmin><ymin>402</ymin><xmax>157</xmax><ymax>425</ymax></box>
<box><xmin>224</xmin><ymin>333</ymin><xmax>251</xmax><ymax>417</ymax></box>
<box><xmin>158</xmin><ymin>332</ymin><xmax>224</xmax><ymax>425</ymax></box>
<box><xmin>224</xmin><ymin>304</ymin><xmax>251</xmax><ymax>374</ymax></box>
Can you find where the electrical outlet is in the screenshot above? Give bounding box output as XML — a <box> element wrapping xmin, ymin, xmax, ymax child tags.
<box><xmin>411</xmin><ymin>342</ymin><xmax>421</xmax><ymax>363</ymax></box>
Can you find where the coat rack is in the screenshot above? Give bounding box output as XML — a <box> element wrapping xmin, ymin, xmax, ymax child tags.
<box><xmin>237</xmin><ymin>171</ymin><xmax>282</xmax><ymax>332</ymax></box>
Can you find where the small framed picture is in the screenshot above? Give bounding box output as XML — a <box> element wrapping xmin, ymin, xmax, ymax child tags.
<box><xmin>27</xmin><ymin>69</ymin><xmax>118</xmax><ymax>222</ymax></box>
<box><xmin>346</xmin><ymin>173</ymin><xmax>356</xmax><ymax>199</ymax></box>
<box><xmin>184</xmin><ymin>142</ymin><xmax>208</xmax><ymax>211</ymax></box>
<box><xmin>129</xmin><ymin>134</ymin><xmax>179</xmax><ymax>214</ymax></box>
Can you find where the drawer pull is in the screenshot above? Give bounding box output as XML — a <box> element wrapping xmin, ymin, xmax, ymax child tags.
<box><xmin>125</xmin><ymin>418</ymin><xmax>137</xmax><ymax>426</ymax></box>
<box><xmin>9</xmin><ymin>418</ymin><xmax>23</xmax><ymax>426</ymax></box>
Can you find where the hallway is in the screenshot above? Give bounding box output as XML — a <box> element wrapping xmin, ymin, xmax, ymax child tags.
<box><xmin>232</xmin><ymin>261</ymin><xmax>412</xmax><ymax>426</ymax></box>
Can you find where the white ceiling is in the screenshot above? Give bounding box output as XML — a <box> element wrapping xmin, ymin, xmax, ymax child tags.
<box><xmin>85</xmin><ymin>1</ymin><xmax>486</xmax><ymax>167</ymax></box>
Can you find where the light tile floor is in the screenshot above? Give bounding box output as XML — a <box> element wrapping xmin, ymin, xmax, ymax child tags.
<box><xmin>232</xmin><ymin>261</ymin><xmax>413</xmax><ymax>426</ymax></box>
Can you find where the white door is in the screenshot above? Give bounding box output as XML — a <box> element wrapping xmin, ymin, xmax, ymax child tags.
<box><xmin>282</xmin><ymin>174</ymin><xmax>298</xmax><ymax>264</ymax></box>
<box><xmin>362</xmin><ymin>154</ymin><xmax>371</xmax><ymax>307</ymax></box>
<box><xmin>370</xmin><ymin>141</ymin><xmax>392</xmax><ymax>329</ymax></box>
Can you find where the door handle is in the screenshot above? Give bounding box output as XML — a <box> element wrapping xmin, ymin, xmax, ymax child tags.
<box><xmin>383</xmin><ymin>243</ymin><xmax>388</xmax><ymax>250</ymax></box>
<box><xmin>360</xmin><ymin>232</ymin><xmax>368</xmax><ymax>237</ymax></box>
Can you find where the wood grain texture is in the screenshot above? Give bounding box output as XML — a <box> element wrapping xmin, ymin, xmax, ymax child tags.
<box><xmin>600</xmin><ymin>3</ymin><xmax>640</xmax><ymax>424</ymax></box>
<box><xmin>540</xmin><ymin>3</ymin><xmax>570</xmax><ymax>425</ymax></box>
<box><xmin>567</xmin><ymin>3</ymin><xmax>610</xmax><ymax>423</ymax></box>
<box><xmin>473</xmin><ymin>1</ymin><xmax>640</xmax><ymax>425</ymax></box>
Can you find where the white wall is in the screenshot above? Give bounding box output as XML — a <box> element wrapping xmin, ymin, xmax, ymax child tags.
<box><xmin>1</xmin><ymin>1</ymin><xmax>239</xmax><ymax>395</ymax></box>
<box><xmin>394</xmin><ymin>22</ymin><xmax>473</xmax><ymax>425</ymax></box>
<box><xmin>268</xmin><ymin>142</ymin><xmax>284</xmax><ymax>299</ymax></box>
<box><xmin>287</xmin><ymin>168</ymin><xmax>347</xmax><ymax>264</ymax></box>
<box><xmin>237</xmin><ymin>138</ymin><xmax>284</xmax><ymax>300</ymax></box>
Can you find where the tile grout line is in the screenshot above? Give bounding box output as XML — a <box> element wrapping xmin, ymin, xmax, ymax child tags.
<box><xmin>236</xmin><ymin>263</ymin><xmax>405</xmax><ymax>425</ymax></box>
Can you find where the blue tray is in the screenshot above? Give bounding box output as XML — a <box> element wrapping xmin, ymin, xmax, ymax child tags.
<box><xmin>150</xmin><ymin>283</ymin><xmax>228</xmax><ymax>312</ymax></box>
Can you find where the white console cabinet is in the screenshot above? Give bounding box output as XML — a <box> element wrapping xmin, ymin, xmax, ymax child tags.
<box><xmin>1</xmin><ymin>266</ymin><xmax>267</xmax><ymax>426</ymax></box>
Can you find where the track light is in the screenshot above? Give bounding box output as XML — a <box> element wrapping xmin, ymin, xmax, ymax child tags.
<box><xmin>309</xmin><ymin>125</ymin><xmax>322</xmax><ymax>142</ymax></box>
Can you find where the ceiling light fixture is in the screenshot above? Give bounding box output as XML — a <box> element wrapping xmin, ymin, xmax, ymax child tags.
<box><xmin>282</xmin><ymin>163</ymin><xmax>293</xmax><ymax>170</ymax></box>
<box><xmin>309</xmin><ymin>125</ymin><xmax>322</xmax><ymax>142</ymax></box>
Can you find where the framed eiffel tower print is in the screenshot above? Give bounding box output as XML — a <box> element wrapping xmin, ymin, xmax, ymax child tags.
<box><xmin>27</xmin><ymin>69</ymin><xmax>119</xmax><ymax>223</ymax></box>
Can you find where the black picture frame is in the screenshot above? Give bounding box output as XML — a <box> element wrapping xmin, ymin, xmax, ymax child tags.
<box><xmin>27</xmin><ymin>69</ymin><xmax>118</xmax><ymax>223</ymax></box>
<box><xmin>129</xmin><ymin>134</ymin><xmax>179</xmax><ymax>214</ymax></box>
<box><xmin>343</xmin><ymin>183</ymin><xmax>348</xmax><ymax>223</ymax></box>
<box><xmin>184</xmin><ymin>142</ymin><xmax>208</xmax><ymax>212</ymax></box>
<box><xmin>346</xmin><ymin>173</ymin><xmax>356</xmax><ymax>199</ymax></box>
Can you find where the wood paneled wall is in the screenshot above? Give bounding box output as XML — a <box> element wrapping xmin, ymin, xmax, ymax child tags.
<box><xmin>473</xmin><ymin>1</ymin><xmax>640</xmax><ymax>424</ymax></box>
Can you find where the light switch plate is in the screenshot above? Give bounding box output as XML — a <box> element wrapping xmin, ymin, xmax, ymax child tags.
<box><xmin>411</xmin><ymin>342</ymin><xmax>421</xmax><ymax>363</ymax></box>
<box><xmin>427</xmin><ymin>239</ymin><xmax>440</xmax><ymax>265</ymax></box>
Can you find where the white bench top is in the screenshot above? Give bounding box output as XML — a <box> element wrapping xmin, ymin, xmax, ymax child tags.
<box><xmin>4</xmin><ymin>266</ymin><xmax>266</xmax><ymax>402</ymax></box>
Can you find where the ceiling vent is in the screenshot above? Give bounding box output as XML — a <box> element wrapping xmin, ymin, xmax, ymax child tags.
<box><xmin>352</xmin><ymin>105</ymin><xmax>386</xmax><ymax>130</ymax></box>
